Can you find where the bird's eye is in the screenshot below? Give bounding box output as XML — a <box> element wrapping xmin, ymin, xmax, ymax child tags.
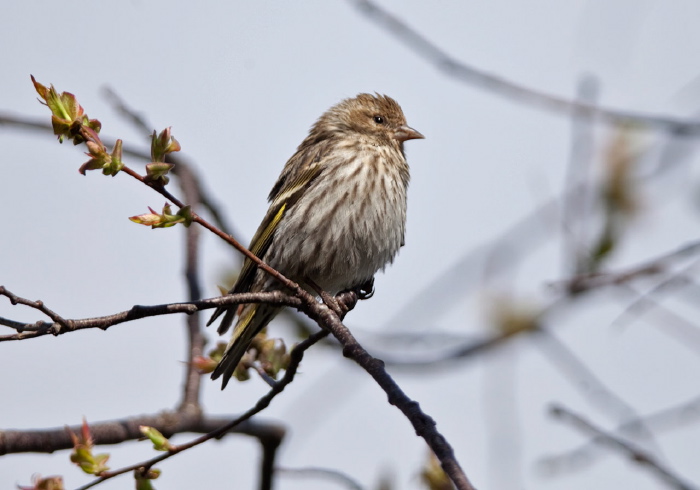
<box><xmin>373</xmin><ymin>115</ymin><xmax>384</xmax><ymax>124</ymax></box>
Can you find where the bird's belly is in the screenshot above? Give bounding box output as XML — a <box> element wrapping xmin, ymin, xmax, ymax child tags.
<box><xmin>268</xmin><ymin>161</ymin><xmax>407</xmax><ymax>293</ymax></box>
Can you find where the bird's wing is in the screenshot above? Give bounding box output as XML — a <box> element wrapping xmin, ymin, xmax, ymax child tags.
<box><xmin>267</xmin><ymin>139</ymin><xmax>333</xmax><ymax>203</ymax></box>
<box><xmin>206</xmin><ymin>140</ymin><xmax>333</xmax><ymax>330</ymax></box>
<box><xmin>235</xmin><ymin>142</ymin><xmax>333</xmax><ymax>294</ymax></box>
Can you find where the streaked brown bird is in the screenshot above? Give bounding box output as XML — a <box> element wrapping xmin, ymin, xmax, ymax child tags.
<box><xmin>208</xmin><ymin>93</ymin><xmax>423</xmax><ymax>389</ymax></box>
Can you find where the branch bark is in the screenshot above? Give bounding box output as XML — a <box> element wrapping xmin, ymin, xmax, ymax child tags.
<box><xmin>0</xmin><ymin>288</ymin><xmax>301</xmax><ymax>341</ymax></box>
<box><xmin>306</xmin><ymin>304</ymin><xmax>478</xmax><ymax>490</ymax></box>
<box><xmin>0</xmin><ymin>413</ymin><xmax>283</xmax><ymax>456</ymax></box>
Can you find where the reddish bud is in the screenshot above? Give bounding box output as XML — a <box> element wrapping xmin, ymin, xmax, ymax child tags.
<box><xmin>67</xmin><ymin>419</ymin><xmax>110</xmax><ymax>475</ymax></box>
<box><xmin>192</xmin><ymin>355</ymin><xmax>218</xmax><ymax>374</ymax></box>
<box><xmin>129</xmin><ymin>203</ymin><xmax>191</xmax><ymax>229</ymax></box>
<box><xmin>151</xmin><ymin>127</ymin><xmax>181</xmax><ymax>163</ymax></box>
<box><xmin>31</xmin><ymin>76</ymin><xmax>99</xmax><ymax>145</ymax></box>
<box><xmin>17</xmin><ymin>474</ymin><xmax>65</xmax><ymax>490</ymax></box>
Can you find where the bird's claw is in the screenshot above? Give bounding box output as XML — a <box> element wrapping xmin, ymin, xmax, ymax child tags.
<box><xmin>356</xmin><ymin>278</ymin><xmax>375</xmax><ymax>300</ymax></box>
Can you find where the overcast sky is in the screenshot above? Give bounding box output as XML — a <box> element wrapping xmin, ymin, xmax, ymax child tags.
<box><xmin>2</xmin><ymin>1</ymin><xmax>700</xmax><ymax>489</ymax></box>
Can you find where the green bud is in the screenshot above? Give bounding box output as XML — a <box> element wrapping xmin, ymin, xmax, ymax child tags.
<box><xmin>102</xmin><ymin>139</ymin><xmax>124</xmax><ymax>176</ymax></box>
<box><xmin>139</xmin><ymin>426</ymin><xmax>174</xmax><ymax>451</ymax></box>
<box><xmin>145</xmin><ymin>162</ymin><xmax>175</xmax><ymax>185</ymax></box>
<box><xmin>31</xmin><ymin>75</ymin><xmax>101</xmax><ymax>146</ymax></box>
<box><xmin>151</xmin><ymin>127</ymin><xmax>181</xmax><ymax>162</ymax></box>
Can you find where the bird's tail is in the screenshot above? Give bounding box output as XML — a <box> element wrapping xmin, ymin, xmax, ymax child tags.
<box><xmin>211</xmin><ymin>303</ymin><xmax>281</xmax><ymax>389</ymax></box>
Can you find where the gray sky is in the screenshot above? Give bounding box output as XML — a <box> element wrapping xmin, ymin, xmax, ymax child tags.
<box><xmin>2</xmin><ymin>1</ymin><xmax>700</xmax><ymax>489</ymax></box>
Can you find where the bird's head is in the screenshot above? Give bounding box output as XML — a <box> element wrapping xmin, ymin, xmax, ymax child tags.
<box><xmin>304</xmin><ymin>93</ymin><xmax>423</xmax><ymax>148</ymax></box>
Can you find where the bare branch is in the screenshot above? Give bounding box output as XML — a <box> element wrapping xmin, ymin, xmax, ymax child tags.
<box><xmin>179</xmin><ymin>215</ymin><xmax>205</xmax><ymax>414</ymax></box>
<box><xmin>542</xmin><ymin>394</ymin><xmax>700</xmax><ymax>476</ymax></box>
<box><xmin>613</xmin><ymin>284</ymin><xmax>700</xmax><ymax>354</ymax></box>
<box><xmin>307</xmin><ymin>305</ymin><xmax>477</xmax><ymax>490</ymax></box>
<box><xmin>100</xmin><ymin>87</ymin><xmax>243</xmax><ymax>241</ymax></box>
<box><xmin>0</xmin><ymin>112</ymin><xmax>241</xmax><ymax>241</ymax></box>
<box><xmin>380</xmin><ymin>328</ymin><xmax>522</xmax><ymax>370</ymax></box>
<box><xmin>554</xmin><ymin>239</ymin><xmax>700</xmax><ymax>294</ymax></box>
<box><xmin>0</xmin><ymin>286</ymin><xmax>71</xmax><ymax>332</ymax></box>
<box><xmin>102</xmin><ymin>87</ymin><xmax>152</xmax><ymax>135</ymax></box>
<box><xmin>348</xmin><ymin>0</ymin><xmax>700</xmax><ymax>133</ymax></box>
<box><xmin>100</xmin><ymin>88</ymin><xmax>211</xmax><ymax>414</ymax></box>
<box><xmin>534</xmin><ymin>330</ymin><xmax>660</xmax><ymax>449</ymax></box>
<box><xmin>550</xmin><ymin>404</ymin><xmax>698</xmax><ymax>490</ymax></box>
<box><xmin>173</xmin><ymin>137</ymin><xmax>206</xmax><ymax>415</ymax></box>
<box><xmin>561</xmin><ymin>75</ymin><xmax>599</xmax><ymax>276</ymax></box>
<box><xmin>0</xmin><ymin>413</ymin><xmax>282</xmax><ymax>456</ymax></box>
<box><xmin>277</xmin><ymin>466</ymin><xmax>364</xmax><ymax>490</ymax></box>
<box><xmin>73</xmin><ymin>329</ymin><xmax>329</xmax><ymax>490</ymax></box>
<box><xmin>0</xmin><ymin>287</ymin><xmax>300</xmax><ymax>341</ymax></box>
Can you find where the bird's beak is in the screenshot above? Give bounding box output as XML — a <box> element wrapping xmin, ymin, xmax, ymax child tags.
<box><xmin>394</xmin><ymin>125</ymin><xmax>424</xmax><ymax>142</ymax></box>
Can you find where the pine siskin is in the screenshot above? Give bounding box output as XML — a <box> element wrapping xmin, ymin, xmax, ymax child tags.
<box><xmin>208</xmin><ymin>93</ymin><xmax>423</xmax><ymax>389</ymax></box>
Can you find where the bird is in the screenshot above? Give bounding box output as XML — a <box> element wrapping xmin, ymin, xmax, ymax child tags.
<box><xmin>207</xmin><ymin>93</ymin><xmax>423</xmax><ymax>389</ymax></box>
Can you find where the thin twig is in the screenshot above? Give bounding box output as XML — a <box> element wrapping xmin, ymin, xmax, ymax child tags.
<box><xmin>0</xmin><ymin>112</ymin><xmax>241</xmax><ymax>240</ymax></box>
<box><xmin>249</xmin><ymin>361</ymin><xmax>279</xmax><ymax>388</ymax></box>
<box><xmin>308</xmin><ymin>306</ymin><xmax>477</xmax><ymax>490</ymax></box>
<box><xmin>613</xmin><ymin>284</ymin><xmax>700</xmax><ymax>354</ymax></box>
<box><xmin>554</xmin><ymin>239</ymin><xmax>700</xmax><ymax>294</ymax></box>
<box><xmin>179</xmin><ymin>216</ymin><xmax>205</xmax><ymax>413</ymax></box>
<box><xmin>561</xmin><ymin>75</ymin><xmax>599</xmax><ymax>276</ymax></box>
<box><xmin>277</xmin><ymin>466</ymin><xmax>364</xmax><ymax>490</ymax></box>
<box><xmin>348</xmin><ymin>0</ymin><xmax>700</xmax><ymax>133</ymax></box>
<box><xmin>102</xmin><ymin>87</ymin><xmax>152</xmax><ymax>134</ymax></box>
<box><xmin>380</xmin><ymin>328</ymin><xmax>522</xmax><ymax>369</ymax></box>
<box><xmin>534</xmin><ymin>330</ymin><xmax>660</xmax><ymax>450</ymax></box>
<box><xmin>174</xmin><ymin>149</ymin><xmax>206</xmax><ymax>414</ymax></box>
<box><xmin>550</xmin><ymin>404</ymin><xmax>698</xmax><ymax>490</ymax></box>
<box><xmin>541</xmin><ymin>393</ymin><xmax>700</xmax><ymax>476</ymax></box>
<box><xmin>109</xmin><ymin>142</ymin><xmax>304</xmax><ymax>299</ymax></box>
<box><xmin>0</xmin><ymin>286</ymin><xmax>72</xmax><ymax>333</ymax></box>
<box><xmin>0</xmin><ymin>287</ymin><xmax>300</xmax><ymax>341</ymax></box>
<box><xmin>610</xmin><ymin>259</ymin><xmax>700</xmax><ymax>329</ymax></box>
<box><xmin>101</xmin><ymin>86</ymin><xmax>242</xmax><ymax>239</ymax></box>
<box><xmin>73</xmin><ymin>330</ymin><xmax>329</xmax><ymax>490</ymax></box>
<box><xmin>103</xmin><ymin>87</ymin><xmax>287</xmax><ymax>486</ymax></box>
<box><xmin>103</xmin><ymin>87</ymin><xmax>210</xmax><ymax>414</ymax></box>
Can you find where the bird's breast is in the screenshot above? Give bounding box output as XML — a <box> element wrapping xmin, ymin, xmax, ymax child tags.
<box><xmin>268</xmin><ymin>144</ymin><xmax>409</xmax><ymax>293</ymax></box>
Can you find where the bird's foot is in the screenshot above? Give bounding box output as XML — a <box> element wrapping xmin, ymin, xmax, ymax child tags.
<box><xmin>355</xmin><ymin>278</ymin><xmax>375</xmax><ymax>300</ymax></box>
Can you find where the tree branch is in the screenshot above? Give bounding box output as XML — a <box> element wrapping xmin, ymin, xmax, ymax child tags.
<box><xmin>0</xmin><ymin>413</ymin><xmax>283</xmax><ymax>456</ymax></box>
<box><xmin>73</xmin><ymin>329</ymin><xmax>329</xmax><ymax>490</ymax></box>
<box><xmin>306</xmin><ymin>305</ymin><xmax>477</xmax><ymax>490</ymax></box>
<box><xmin>0</xmin><ymin>287</ymin><xmax>300</xmax><ymax>341</ymax></box>
<box><xmin>175</xmin><ymin>150</ymin><xmax>206</xmax><ymax>415</ymax></box>
<box><xmin>554</xmin><ymin>239</ymin><xmax>700</xmax><ymax>294</ymax></box>
<box><xmin>541</xmin><ymin>393</ymin><xmax>700</xmax><ymax>476</ymax></box>
<box><xmin>100</xmin><ymin>86</ymin><xmax>207</xmax><ymax>414</ymax></box>
<box><xmin>0</xmin><ymin>112</ymin><xmax>242</xmax><ymax>242</ymax></box>
<box><xmin>276</xmin><ymin>466</ymin><xmax>364</xmax><ymax>490</ymax></box>
<box><xmin>550</xmin><ymin>404</ymin><xmax>698</xmax><ymax>490</ymax></box>
<box><xmin>348</xmin><ymin>0</ymin><xmax>700</xmax><ymax>133</ymax></box>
